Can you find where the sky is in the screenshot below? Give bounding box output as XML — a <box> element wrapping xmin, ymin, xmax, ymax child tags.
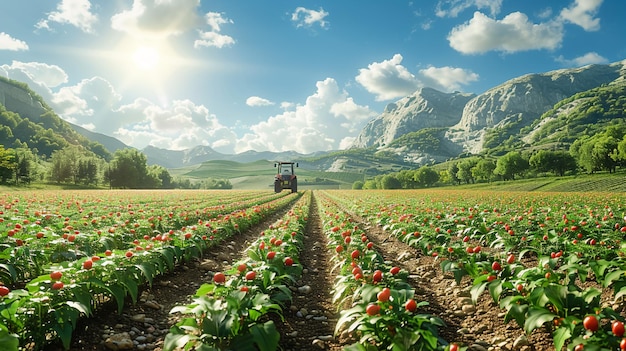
<box><xmin>1</xmin><ymin>0</ymin><xmax>625</xmax><ymax>155</ymax></box>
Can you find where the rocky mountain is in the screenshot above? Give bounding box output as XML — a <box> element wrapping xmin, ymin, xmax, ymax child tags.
<box><xmin>353</xmin><ymin>59</ymin><xmax>626</xmax><ymax>164</ymax></box>
<box><xmin>352</xmin><ymin>88</ymin><xmax>475</xmax><ymax>148</ymax></box>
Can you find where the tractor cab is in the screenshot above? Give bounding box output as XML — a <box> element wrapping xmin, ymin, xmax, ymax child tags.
<box><xmin>274</xmin><ymin>162</ymin><xmax>298</xmax><ymax>193</ymax></box>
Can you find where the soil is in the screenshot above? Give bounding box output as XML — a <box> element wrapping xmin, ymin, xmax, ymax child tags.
<box><xmin>50</xmin><ymin>191</ymin><xmax>557</xmax><ymax>351</ymax></box>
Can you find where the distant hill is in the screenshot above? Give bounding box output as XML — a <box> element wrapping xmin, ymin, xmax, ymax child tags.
<box><xmin>71</xmin><ymin>122</ymin><xmax>129</xmax><ymax>153</ymax></box>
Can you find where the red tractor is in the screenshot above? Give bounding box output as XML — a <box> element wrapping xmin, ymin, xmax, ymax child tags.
<box><xmin>274</xmin><ymin>162</ymin><xmax>298</xmax><ymax>193</ymax></box>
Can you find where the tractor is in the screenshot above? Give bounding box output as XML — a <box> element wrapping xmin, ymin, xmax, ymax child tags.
<box><xmin>274</xmin><ymin>162</ymin><xmax>298</xmax><ymax>193</ymax></box>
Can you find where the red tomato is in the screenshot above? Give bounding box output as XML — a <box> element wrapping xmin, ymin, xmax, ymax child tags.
<box><xmin>372</xmin><ymin>270</ymin><xmax>383</xmax><ymax>283</ymax></box>
<box><xmin>52</xmin><ymin>281</ymin><xmax>64</xmax><ymax>290</ymax></box>
<box><xmin>613</xmin><ymin>320</ymin><xmax>625</xmax><ymax>337</ymax></box>
<box><xmin>389</xmin><ymin>266</ymin><xmax>400</xmax><ymax>275</ymax></box>
<box><xmin>50</xmin><ymin>271</ymin><xmax>62</xmax><ymax>280</ymax></box>
<box><xmin>583</xmin><ymin>315</ymin><xmax>599</xmax><ymax>332</ymax></box>
<box><xmin>82</xmin><ymin>260</ymin><xmax>93</xmax><ymax>270</ymax></box>
<box><xmin>507</xmin><ymin>254</ymin><xmax>515</xmax><ymax>264</ymax></box>
<box><xmin>105</xmin><ymin>250</ymin><xmax>112</xmax><ymax>256</ymax></box>
<box><xmin>266</xmin><ymin>251</ymin><xmax>276</xmax><ymax>260</ymax></box>
<box><xmin>377</xmin><ymin>288</ymin><xmax>391</xmax><ymax>302</ymax></box>
<box><xmin>284</xmin><ymin>257</ymin><xmax>294</xmax><ymax>266</ymax></box>
<box><xmin>351</xmin><ymin>250</ymin><xmax>360</xmax><ymax>259</ymax></box>
<box><xmin>0</xmin><ymin>286</ymin><xmax>9</xmax><ymax>296</ymax></box>
<box><xmin>213</xmin><ymin>272</ymin><xmax>226</xmax><ymax>284</ymax></box>
<box><xmin>366</xmin><ymin>303</ymin><xmax>380</xmax><ymax>316</ymax></box>
<box><xmin>245</xmin><ymin>271</ymin><xmax>256</xmax><ymax>280</ymax></box>
<box><xmin>574</xmin><ymin>344</ymin><xmax>584</xmax><ymax>351</ymax></box>
<box><xmin>491</xmin><ymin>261</ymin><xmax>502</xmax><ymax>271</ymax></box>
<box><xmin>449</xmin><ymin>344</ymin><xmax>459</xmax><ymax>351</ymax></box>
<box><xmin>620</xmin><ymin>338</ymin><xmax>626</xmax><ymax>350</ymax></box>
<box><xmin>237</xmin><ymin>264</ymin><xmax>247</xmax><ymax>273</ymax></box>
<box><xmin>125</xmin><ymin>251</ymin><xmax>133</xmax><ymax>258</ymax></box>
<box><xmin>487</xmin><ymin>275</ymin><xmax>496</xmax><ymax>282</ymax></box>
<box><xmin>335</xmin><ymin>245</ymin><xmax>343</xmax><ymax>253</ymax></box>
<box><xmin>405</xmin><ymin>299</ymin><xmax>417</xmax><ymax>312</ymax></box>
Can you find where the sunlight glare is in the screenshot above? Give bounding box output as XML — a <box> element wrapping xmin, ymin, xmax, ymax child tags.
<box><xmin>132</xmin><ymin>46</ymin><xmax>160</xmax><ymax>71</ymax></box>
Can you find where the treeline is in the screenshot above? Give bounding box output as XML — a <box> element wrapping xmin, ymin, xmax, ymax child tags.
<box><xmin>355</xmin><ymin>125</ymin><xmax>626</xmax><ymax>189</ymax></box>
<box><xmin>0</xmin><ymin>145</ymin><xmax>231</xmax><ymax>189</ymax></box>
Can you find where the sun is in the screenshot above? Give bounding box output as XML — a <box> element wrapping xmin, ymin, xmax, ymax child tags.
<box><xmin>132</xmin><ymin>46</ymin><xmax>160</xmax><ymax>71</ymax></box>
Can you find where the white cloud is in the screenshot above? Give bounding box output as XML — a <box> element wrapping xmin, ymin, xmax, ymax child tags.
<box><xmin>419</xmin><ymin>66</ymin><xmax>479</xmax><ymax>92</ymax></box>
<box><xmin>435</xmin><ymin>0</ymin><xmax>502</xmax><ymax>18</ymax></box>
<box><xmin>355</xmin><ymin>54</ymin><xmax>478</xmax><ymax>100</ymax></box>
<box><xmin>448</xmin><ymin>11</ymin><xmax>563</xmax><ymax>54</ymax></box>
<box><xmin>236</xmin><ymin>78</ymin><xmax>375</xmax><ymax>154</ymax></box>
<box><xmin>36</xmin><ymin>0</ymin><xmax>98</xmax><ymax>33</ymax></box>
<box><xmin>195</xmin><ymin>12</ymin><xmax>235</xmax><ymax>48</ymax></box>
<box><xmin>246</xmin><ymin>96</ymin><xmax>274</xmax><ymax>107</ymax></box>
<box><xmin>0</xmin><ymin>33</ymin><xmax>29</xmax><ymax>51</ymax></box>
<box><xmin>291</xmin><ymin>7</ymin><xmax>329</xmax><ymax>29</ymax></box>
<box><xmin>0</xmin><ymin>61</ymin><xmax>67</xmax><ymax>104</ymax></box>
<box><xmin>111</xmin><ymin>0</ymin><xmax>202</xmax><ymax>38</ymax></box>
<box><xmin>560</xmin><ymin>0</ymin><xmax>602</xmax><ymax>31</ymax></box>
<box><xmin>557</xmin><ymin>52</ymin><xmax>609</xmax><ymax>66</ymax></box>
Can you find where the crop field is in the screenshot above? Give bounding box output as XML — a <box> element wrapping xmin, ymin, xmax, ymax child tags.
<box><xmin>1</xmin><ymin>189</ymin><xmax>626</xmax><ymax>351</ymax></box>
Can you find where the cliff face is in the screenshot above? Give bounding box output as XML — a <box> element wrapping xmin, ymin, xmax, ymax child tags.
<box><xmin>352</xmin><ymin>87</ymin><xmax>475</xmax><ymax>148</ymax></box>
<box><xmin>352</xmin><ymin>60</ymin><xmax>626</xmax><ymax>159</ymax></box>
<box><xmin>0</xmin><ymin>79</ymin><xmax>46</xmax><ymax>120</ymax></box>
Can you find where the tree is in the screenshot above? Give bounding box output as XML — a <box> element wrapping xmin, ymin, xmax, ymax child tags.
<box><xmin>362</xmin><ymin>179</ymin><xmax>378</xmax><ymax>189</ymax></box>
<box><xmin>76</xmin><ymin>157</ymin><xmax>99</xmax><ymax>185</ymax></box>
<box><xmin>107</xmin><ymin>148</ymin><xmax>152</xmax><ymax>188</ymax></box>
<box><xmin>0</xmin><ymin>145</ymin><xmax>16</xmax><ymax>183</ymax></box>
<box><xmin>414</xmin><ymin>166</ymin><xmax>439</xmax><ymax>187</ymax></box>
<box><xmin>352</xmin><ymin>180</ymin><xmax>364</xmax><ymax>189</ymax></box>
<box><xmin>494</xmin><ymin>151</ymin><xmax>529</xmax><ymax>180</ymax></box>
<box><xmin>447</xmin><ymin>163</ymin><xmax>460</xmax><ymax>185</ymax></box>
<box><xmin>380</xmin><ymin>174</ymin><xmax>401</xmax><ymax>189</ymax></box>
<box><xmin>529</xmin><ymin>150</ymin><xmax>577</xmax><ymax>176</ymax></box>
<box><xmin>457</xmin><ymin>158</ymin><xmax>479</xmax><ymax>184</ymax></box>
<box><xmin>149</xmin><ymin>165</ymin><xmax>174</xmax><ymax>189</ymax></box>
<box><xmin>472</xmin><ymin>159</ymin><xmax>496</xmax><ymax>182</ymax></box>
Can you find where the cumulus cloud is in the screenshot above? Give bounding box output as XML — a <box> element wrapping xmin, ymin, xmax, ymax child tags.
<box><xmin>560</xmin><ymin>0</ymin><xmax>602</xmax><ymax>31</ymax></box>
<box><xmin>291</xmin><ymin>7</ymin><xmax>329</xmax><ymax>29</ymax></box>
<box><xmin>448</xmin><ymin>11</ymin><xmax>563</xmax><ymax>54</ymax></box>
<box><xmin>0</xmin><ymin>33</ymin><xmax>29</xmax><ymax>51</ymax></box>
<box><xmin>435</xmin><ymin>0</ymin><xmax>502</xmax><ymax>18</ymax></box>
<box><xmin>36</xmin><ymin>0</ymin><xmax>98</xmax><ymax>33</ymax></box>
<box><xmin>246</xmin><ymin>96</ymin><xmax>275</xmax><ymax>107</ymax></box>
<box><xmin>236</xmin><ymin>78</ymin><xmax>375</xmax><ymax>154</ymax></box>
<box><xmin>355</xmin><ymin>54</ymin><xmax>478</xmax><ymax>100</ymax></box>
<box><xmin>0</xmin><ymin>61</ymin><xmax>67</xmax><ymax>103</ymax></box>
<box><xmin>111</xmin><ymin>0</ymin><xmax>201</xmax><ymax>37</ymax></box>
<box><xmin>556</xmin><ymin>52</ymin><xmax>609</xmax><ymax>66</ymax></box>
<box><xmin>195</xmin><ymin>12</ymin><xmax>235</xmax><ymax>48</ymax></box>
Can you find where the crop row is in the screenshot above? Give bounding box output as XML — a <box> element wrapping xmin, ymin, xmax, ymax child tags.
<box><xmin>164</xmin><ymin>191</ymin><xmax>312</xmax><ymax>350</ymax></box>
<box><xmin>322</xmin><ymin>189</ymin><xmax>626</xmax><ymax>350</ymax></box>
<box><xmin>0</xmin><ymin>190</ymin><xmax>298</xmax><ymax>350</ymax></box>
<box><xmin>316</xmin><ymin>191</ymin><xmax>449</xmax><ymax>351</ymax></box>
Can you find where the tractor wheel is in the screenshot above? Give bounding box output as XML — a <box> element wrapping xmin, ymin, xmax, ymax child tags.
<box><xmin>274</xmin><ymin>180</ymin><xmax>281</xmax><ymax>193</ymax></box>
<box><xmin>291</xmin><ymin>178</ymin><xmax>298</xmax><ymax>193</ymax></box>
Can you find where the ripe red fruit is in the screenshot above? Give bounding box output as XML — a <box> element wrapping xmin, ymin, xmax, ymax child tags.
<box><xmin>125</xmin><ymin>251</ymin><xmax>133</xmax><ymax>258</ymax></box>
<box><xmin>82</xmin><ymin>260</ymin><xmax>93</xmax><ymax>270</ymax></box>
<box><xmin>487</xmin><ymin>275</ymin><xmax>496</xmax><ymax>282</ymax></box>
<box><xmin>213</xmin><ymin>272</ymin><xmax>226</xmax><ymax>284</ymax></box>
<box><xmin>574</xmin><ymin>344</ymin><xmax>584</xmax><ymax>351</ymax></box>
<box><xmin>0</xmin><ymin>286</ymin><xmax>10</xmax><ymax>296</ymax></box>
<box><xmin>377</xmin><ymin>287</ymin><xmax>391</xmax><ymax>302</ymax></box>
<box><xmin>245</xmin><ymin>271</ymin><xmax>256</xmax><ymax>280</ymax></box>
<box><xmin>335</xmin><ymin>245</ymin><xmax>343</xmax><ymax>253</ymax></box>
<box><xmin>351</xmin><ymin>250</ymin><xmax>360</xmax><ymax>259</ymax></box>
<box><xmin>491</xmin><ymin>261</ymin><xmax>502</xmax><ymax>271</ymax></box>
<box><xmin>105</xmin><ymin>250</ymin><xmax>112</xmax><ymax>256</ymax></box>
<box><xmin>52</xmin><ymin>281</ymin><xmax>64</xmax><ymax>290</ymax></box>
<box><xmin>389</xmin><ymin>266</ymin><xmax>400</xmax><ymax>275</ymax></box>
<box><xmin>462</xmin><ymin>235</ymin><xmax>469</xmax><ymax>242</ymax></box>
<box><xmin>266</xmin><ymin>251</ymin><xmax>276</xmax><ymax>260</ymax></box>
<box><xmin>50</xmin><ymin>271</ymin><xmax>62</xmax><ymax>280</ymax></box>
<box><xmin>284</xmin><ymin>257</ymin><xmax>294</xmax><ymax>266</ymax></box>
<box><xmin>473</xmin><ymin>246</ymin><xmax>481</xmax><ymax>253</ymax></box>
<box><xmin>507</xmin><ymin>254</ymin><xmax>515</xmax><ymax>264</ymax></box>
<box><xmin>366</xmin><ymin>303</ymin><xmax>380</xmax><ymax>316</ymax></box>
<box><xmin>274</xmin><ymin>239</ymin><xmax>283</xmax><ymax>246</ymax></box>
<box><xmin>405</xmin><ymin>299</ymin><xmax>417</xmax><ymax>312</ymax></box>
<box><xmin>372</xmin><ymin>270</ymin><xmax>383</xmax><ymax>283</ymax></box>
<box><xmin>449</xmin><ymin>344</ymin><xmax>459</xmax><ymax>351</ymax></box>
<box><xmin>366</xmin><ymin>242</ymin><xmax>374</xmax><ymax>249</ymax></box>
<box><xmin>613</xmin><ymin>320</ymin><xmax>625</xmax><ymax>337</ymax></box>
<box><xmin>583</xmin><ymin>315</ymin><xmax>599</xmax><ymax>332</ymax></box>
<box><xmin>466</xmin><ymin>246</ymin><xmax>474</xmax><ymax>254</ymax></box>
<box><xmin>621</xmin><ymin>338</ymin><xmax>626</xmax><ymax>350</ymax></box>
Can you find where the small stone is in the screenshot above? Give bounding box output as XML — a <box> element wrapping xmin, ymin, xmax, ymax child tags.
<box><xmin>144</xmin><ymin>301</ymin><xmax>162</xmax><ymax>310</ymax></box>
<box><xmin>298</xmin><ymin>285</ymin><xmax>312</xmax><ymax>294</ymax></box>
<box><xmin>513</xmin><ymin>335</ymin><xmax>529</xmax><ymax>349</ymax></box>
<box><xmin>312</xmin><ymin>339</ymin><xmax>325</xmax><ymax>349</ymax></box>
<box><xmin>470</xmin><ymin>343</ymin><xmax>487</xmax><ymax>351</ymax></box>
<box><xmin>104</xmin><ymin>332</ymin><xmax>134</xmax><ymax>350</ymax></box>
<box><xmin>131</xmin><ymin>314</ymin><xmax>145</xmax><ymax>322</ymax></box>
<box><xmin>457</xmin><ymin>328</ymin><xmax>470</xmax><ymax>334</ymax></box>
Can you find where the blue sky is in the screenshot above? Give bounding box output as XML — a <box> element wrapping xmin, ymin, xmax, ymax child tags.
<box><xmin>1</xmin><ymin>0</ymin><xmax>624</xmax><ymax>155</ymax></box>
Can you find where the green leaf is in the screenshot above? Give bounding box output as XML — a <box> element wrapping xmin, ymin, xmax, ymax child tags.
<box><xmin>488</xmin><ymin>279</ymin><xmax>503</xmax><ymax>303</ymax></box>
<box><xmin>0</xmin><ymin>330</ymin><xmax>19</xmax><ymax>351</ymax></box>
<box><xmin>553</xmin><ymin>326</ymin><xmax>572</xmax><ymax>351</ymax></box>
<box><xmin>163</xmin><ymin>329</ymin><xmax>193</xmax><ymax>351</ymax></box>
<box><xmin>195</xmin><ymin>283</ymin><xmax>216</xmax><ymax>297</ymax></box>
<box><xmin>135</xmin><ymin>263</ymin><xmax>156</xmax><ymax>287</ymax></box>
<box><xmin>524</xmin><ymin>307</ymin><xmax>556</xmax><ymax>334</ymax></box>
<box><xmin>603</xmin><ymin>269</ymin><xmax>625</xmax><ymax>288</ymax></box>
<box><xmin>470</xmin><ymin>281</ymin><xmax>488</xmax><ymax>304</ymax></box>
<box><xmin>250</xmin><ymin>321</ymin><xmax>280</xmax><ymax>351</ymax></box>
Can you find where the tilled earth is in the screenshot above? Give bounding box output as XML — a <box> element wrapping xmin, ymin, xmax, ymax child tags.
<box><xmin>52</xmin><ymin>192</ymin><xmax>557</xmax><ymax>351</ymax></box>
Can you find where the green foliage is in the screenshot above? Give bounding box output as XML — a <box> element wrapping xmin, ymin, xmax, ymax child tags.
<box><xmin>494</xmin><ymin>151</ymin><xmax>529</xmax><ymax>180</ymax></box>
